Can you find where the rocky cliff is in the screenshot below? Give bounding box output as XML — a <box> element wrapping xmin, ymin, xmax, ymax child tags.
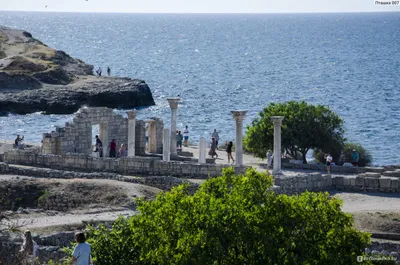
<box><xmin>0</xmin><ymin>26</ymin><xmax>155</xmax><ymax>114</ymax></box>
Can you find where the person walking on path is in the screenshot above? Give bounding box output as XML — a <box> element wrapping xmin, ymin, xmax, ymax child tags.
<box><xmin>267</xmin><ymin>150</ymin><xmax>273</xmax><ymax>169</ymax></box>
<box><xmin>107</xmin><ymin>66</ymin><xmax>111</xmax><ymax>76</ymax></box>
<box><xmin>208</xmin><ymin>137</ymin><xmax>218</xmax><ymax>158</ymax></box>
<box><xmin>183</xmin><ymin>126</ymin><xmax>189</xmax><ymax>147</ymax></box>
<box><xmin>325</xmin><ymin>153</ymin><xmax>333</xmax><ymax>174</ymax></box>
<box><xmin>109</xmin><ymin>139</ymin><xmax>117</xmax><ymax>157</ymax></box>
<box><xmin>351</xmin><ymin>149</ymin><xmax>359</xmax><ymax>167</ymax></box>
<box><xmin>176</xmin><ymin>131</ymin><xmax>183</xmax><ymax>151</ymax></box>
<box><xmin>19</xmin><ymin>230</ymin><xmax>38</xmax><ymax>265</ymax></box>
<box><xmin>226</xmin><ymin>141</ymin><xmax>234</xmax><ymax>163</ymax></box>
<box><xmin>71</xmin><ymin>232</ymin><xmax>93</xmax><ymax>265</ymax></box>
<box><xmin>212</xmin><ymin>129</ymin><xmax>220</xmax><ymax>150</ymax></box>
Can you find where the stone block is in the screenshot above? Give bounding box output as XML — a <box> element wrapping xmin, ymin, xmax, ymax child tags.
<box><xmin>365</xmin><ymin>177</ymin><xmax>379</xmax><ymax>189</ymax></box>
<box><xmin>355</xmin><ymin>176</ymin><xmax>365</xmax><ymax>187</ymax></box>
<box><xmin>364</xmin><ymin>172</ymin><xmax>381</xmax><ymax>178</ymax></box>
<box><xmin>379</xmin><ymin>177</ymin><xmax>392</xmax><ymax>189</ymax></box>
<box><xmin>391</xmin><ymin>178</ymin><xmax>399</xmax><ymax>189</ymax></box>
<box><xmin>334</xmin><ymin>176</ymin><xmax>344</xmax><ymax>186</ymax></box>
<box><xmin>365</xmin><ymin>167</ymin><xmax>385</xmax><ymax>174</ymax></box>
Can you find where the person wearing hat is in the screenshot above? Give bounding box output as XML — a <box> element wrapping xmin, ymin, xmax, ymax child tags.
<box><xmin>351</xmin><ymin>149</ymin><xmax>359</xmax><ymax>167</ymax></box>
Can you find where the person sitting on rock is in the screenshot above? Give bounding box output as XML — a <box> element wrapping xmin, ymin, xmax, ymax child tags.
<box><xmin>14</xmin><ymin>135</ymin><xmax>24</xmax><ymax>149</ymax></box>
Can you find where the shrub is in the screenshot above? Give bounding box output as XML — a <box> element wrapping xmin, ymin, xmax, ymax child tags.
<box><xmin>86</xmin><ymin>168</ymin><xmax>371</xmax><ymax>265</ymax></box>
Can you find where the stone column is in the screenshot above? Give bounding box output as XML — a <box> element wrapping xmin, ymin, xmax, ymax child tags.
<box><xmin>271</xmin><ymin>116</ymin><xmax>284</xmax><ymax>175</ymax></box>
<box><xmin>231</xmin><ymin>110</ymin><xmax>247</xmax><ymax>166</ymax></box>
<box><xmin>163</xmin><ymin>128</ymin><xmax>170</xmax><ymax>162</ymax></box>
<box><xmin>199</xmin><ymin>136</ymin><xmax>206</xmax><ymax>163</ymax></box>
<box><xmin>167</xmin><ymin>98</ymin><xmax>180</xmax><ymax>156</ymax></box>
<box><xmin>127</xmin><ymin>110</ymin><xmax>136</xmax><ymax>157</ymax></box>
<box><xmin>99</xmin><ymin>123</ymin><xmax>109</xmax><ymax>157</ymax></box>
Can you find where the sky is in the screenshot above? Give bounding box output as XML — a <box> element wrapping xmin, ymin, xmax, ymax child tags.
<box><xmin>1</xmin><ymin>0</ymin><xmax>400</xmax><ymax>13</ymax></box>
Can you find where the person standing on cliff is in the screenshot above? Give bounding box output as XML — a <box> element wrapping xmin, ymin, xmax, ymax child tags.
<box><xmin>107</xmin><ymin>67</ymin><xmax>111</xmax><ymax>76</ymax></box>
<box><xmin>96</xmin><ymin>67</ymin><xmax>102</xmax><ymax>76</ymax></box>
<box><xmin>212</xmin><ymin>129</ymin><xmax>220</xmax><ymax>150</ymax></box>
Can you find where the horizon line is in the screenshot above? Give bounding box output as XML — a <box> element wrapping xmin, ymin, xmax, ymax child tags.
<box><xmin>0</xmin><ymin>10</ymin><xmax>400</xmax><ymax>15</ymax></box>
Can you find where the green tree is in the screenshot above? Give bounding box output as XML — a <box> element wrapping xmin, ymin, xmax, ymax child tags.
<box><xmin>244</xmin><ymin>101</ymin><xmax>345</xmax><ymax>163</ymax></box>
<box><xmin>88</xmin><ymin>168</ymin><xmax>371</xmax><ymax>265</ymax></box>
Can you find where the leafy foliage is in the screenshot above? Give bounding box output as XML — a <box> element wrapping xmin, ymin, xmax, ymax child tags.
<box><xmin>342</xmin><ymin>142</ymin><xmax>372</xmax><ymax>167</ymax></box>
<box><xmin>244</xmin><ymin>101</ymin><xmax>345</xmax><ymax>163</ymax></box>
<box><xmin>84</xmin><ymin>168</ymin><xmax>371</xmax><ymax>265</ymax></box>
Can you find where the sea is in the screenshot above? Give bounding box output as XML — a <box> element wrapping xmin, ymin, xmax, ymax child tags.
<box><xmin>0</xmin><ymin>11</ymin><xmax>399</xmax><ymax>165</ymax></box>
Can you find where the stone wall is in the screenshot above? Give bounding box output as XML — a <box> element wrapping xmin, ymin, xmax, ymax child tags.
<box><xmin>42</xmin><ymin>107</ymin><xmax>129</xmax><ymax>156</ymax></box>
<box><xmin>274</xmin><ymin>172</ymin><xmax>400</xmax><ymax>195</ymax></box>
<box><xmin>1</xmin><ymin>149</ymin><xmax>249</xmax><ymax>179</ymax></box>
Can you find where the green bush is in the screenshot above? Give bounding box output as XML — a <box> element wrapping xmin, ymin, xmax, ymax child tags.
<box><xmin>343</xmin><ymin>142</ymin><xmax>372</xmax><ymax>167</ymax></box>
<box><xmin>86</xmin><ymin>168</ymin><xmax>371</xmax><ymax>265</ymax></box>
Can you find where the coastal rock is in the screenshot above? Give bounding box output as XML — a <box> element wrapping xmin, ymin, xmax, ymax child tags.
<box><xmin>0</xmin><ymin>76</ymin><xmax>155</xmax><ymax>114</ymax></box>
<box><xmin>0</xmin><ymin>25</ymin><xmax>155</xmax><ymax>114</ymax></box>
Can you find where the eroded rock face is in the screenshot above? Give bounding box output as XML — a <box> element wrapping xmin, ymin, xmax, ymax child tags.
<box><xmin>0</xmin><ymin>26</ymin><xmax>155</xmax><ymax>114</ymax></box>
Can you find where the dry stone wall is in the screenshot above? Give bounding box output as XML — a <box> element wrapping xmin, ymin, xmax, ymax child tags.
<box><xmin>2</xmin><ymin>149</ymin><xmax>249</xmax><ymax>179</ymax></box>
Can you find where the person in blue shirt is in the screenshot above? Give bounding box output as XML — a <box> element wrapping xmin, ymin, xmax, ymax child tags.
<box><xmin>351</xmin><ymin>149</ymin><xmax>359</xmax><ymax>167</ymax></box>
<box><xmin>71</xmin><ymin>232</ymin><xmax>93</xmax><ymax>265</ymax></box>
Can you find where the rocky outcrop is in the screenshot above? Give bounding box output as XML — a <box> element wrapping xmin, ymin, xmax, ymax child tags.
<box><xmin>0</xmin><ymin>26</ymin><xmax>155</xmax><ymax>114</ymax></box>
<box><xmin>0</xmin><ymin>76</ymin><xmax>155</xmax><ymax>114</ymax></box>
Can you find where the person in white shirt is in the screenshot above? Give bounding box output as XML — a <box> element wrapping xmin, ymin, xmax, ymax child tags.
<box><xmin>183</xmin><ymin>126</ymin><xmax>189</xmax><ymax>147</ymax></box>
<box><xmin>325</xmin><ymin>153</ymin><xmax>333</xmax><ymax>174</ymax></box>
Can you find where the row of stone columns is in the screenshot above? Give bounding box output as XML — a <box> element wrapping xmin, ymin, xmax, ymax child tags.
<box><xmin>127</xmin><ymin>97</ymin><xmax>284</xmax><ymax>174</ymax></box>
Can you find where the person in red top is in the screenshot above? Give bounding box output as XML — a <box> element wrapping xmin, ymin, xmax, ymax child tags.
<box><xmin>109</xmin><ymin>139</ymin><xmax>117</xmax><ymax>157</ymax></box>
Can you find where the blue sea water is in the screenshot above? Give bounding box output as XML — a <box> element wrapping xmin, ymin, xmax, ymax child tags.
<box><xmin>0</xmin><ymin>12</ymin><xmax>399</xmax><ymax>165</ymax></box>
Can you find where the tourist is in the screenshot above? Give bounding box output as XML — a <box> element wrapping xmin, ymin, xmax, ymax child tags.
<box><xmin>71</xmin><ymin>232</ymin><xmax>93</xmax><ymax>265</ymax></box>
<box><xmin>267</xmin><ymin>150</ymin><xmax>272</xmax><ymax>169</ymax></box>
<box><xmin>226</xmin><ymin>141</ymin><xmax>234</xmax><ymax>163</ymax></box>
<box><xmin>107</xmin><ymin>66</ymin><xmax>111</xmax><ymax>76</ymax></box>
<box><xmin>325</xmin><ymin>153</ymin><xmax>333</xmax><ymax>174</ymax></box>
<box><xmin>118</xmin><ymin>144</ymin><xmax>127</xmax><ymax>157</ymax></box>
<box><xmin>212</xmin><ymin>129</ymin><xmax>220</xmax><ymax>149</ymax></box>
<box><xmin>208</xmin><ymin>137</ymin><xmax>218</xmax><ymax>158</ymax></box>
<box><xmin>183</xmin><ymin>125</ymin><xmax>189</xmax><ymax>147</ymax></box>
<box><xmin>109</xmin><ymin>139</ymin><xmax>117</xmax><ymax>157</ymax></box>
<box><xmin>96</xmin><ymin>67</ymin><xmax>102</xmax><ymax>76</ymax></box>
<box><xmin>176</xmin><ymin>131</ymin><xmax>183</xmax><ymax>151</ymax></box>
<box><xmin>95</xmin><ymin>135</ymin><xmax>103</xmax><ymax>157</ymax></box>
<box><xmin>351</xmin><ymin>149</ymin><xmax>359</xmax><ymax>167</ymax></box>
<box><xmin>19</xmin><ymin>230</ymin><xmax>38</xmax><ymax>265</ymax></box>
